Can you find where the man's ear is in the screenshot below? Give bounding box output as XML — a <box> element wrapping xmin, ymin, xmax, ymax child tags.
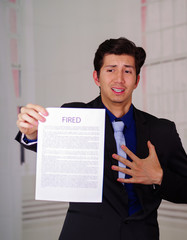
<box><xmin>134</xmin><ymin>74</ymin><xmax>140</xmax><ymax>89</ymax></box>
<box><xmin>93</xmin><ymin>71</ymin><xmax>100</xmax><ymax>87</ymax></box>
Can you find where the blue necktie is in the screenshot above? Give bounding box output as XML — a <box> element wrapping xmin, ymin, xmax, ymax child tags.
<box><xmin>112</xmin><ymin>120</ymin><xmax>142</xmax><ymax>216</ymax></box>
<box><xmin>112</xmin><ymin>121</ymin><xmax>127</xmax><ymax>180</ymax></box>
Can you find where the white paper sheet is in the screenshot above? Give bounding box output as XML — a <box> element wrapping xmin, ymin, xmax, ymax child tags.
<box><xmin>35</xmin><ymin>107</ymin><xmax>105</xmax><ymax>203</ymax></box>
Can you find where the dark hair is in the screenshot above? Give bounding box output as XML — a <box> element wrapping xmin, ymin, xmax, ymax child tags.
<box><xmin>94</xmin><ymin>37</ymin><xmax>146</xmax><ymax>77</ymax></box>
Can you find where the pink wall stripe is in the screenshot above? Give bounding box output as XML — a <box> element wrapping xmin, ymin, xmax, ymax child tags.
<box><xmin>10</xmin><ymin>38</ymin><xmax>18</xmax><ymax>65</ymax></box>
<box><xmin>141</xmin><ymin>0</ymin><xmax>147</xmax><ymax>111</ymax></box>
<box><xmin>12</xmin><ymin>69</ymin><xmax>21</xmax><ymax>97</ymax></box>
<box><xmin>9</xmin><ymin>8</ymin><xmax>17</xmax><ymax>34</ymax></box>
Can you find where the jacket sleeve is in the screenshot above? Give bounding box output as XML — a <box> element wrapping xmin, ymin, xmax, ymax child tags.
<box><xmin>159</xmin><ymin>122</ymin><xmax>187</xmax><ymax>203</ymax></box>
<box><xmin>15</xmin><ymin>131</ymin><xmax>37</xmax><ymax>152</ymax></box>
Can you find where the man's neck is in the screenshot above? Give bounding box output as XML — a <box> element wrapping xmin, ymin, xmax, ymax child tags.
<box><xmin>103</xmin><ymin>102</ymin><xmax>131</xmax><ymax>118</ymax></box>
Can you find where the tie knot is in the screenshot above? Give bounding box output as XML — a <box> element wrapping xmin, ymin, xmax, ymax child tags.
<box><xmin>112</xmin><ymin>120</ymin><xmax>125</xmax><ymax>132</ymax></box>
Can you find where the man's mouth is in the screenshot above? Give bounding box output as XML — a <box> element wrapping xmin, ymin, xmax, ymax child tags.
<box><xmin>112</xmin><ymin>88</ymin><xmax>125</xmax><ymax>93</ymax></box>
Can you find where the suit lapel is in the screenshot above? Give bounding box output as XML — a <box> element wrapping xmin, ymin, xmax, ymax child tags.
<box><xmin>133</xmin><ymin>107</ymin><xmax>153</xmax><ymax>209</ymax></box>
<box><xmin>133</xmin><ymin>107</ymin><xmax>150</xmax><ymax>159</ymax></box>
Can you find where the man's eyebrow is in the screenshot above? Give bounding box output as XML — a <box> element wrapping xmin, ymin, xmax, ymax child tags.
<box><xmin>104</xmin><ymin>65</ymin><xmax>117</xmax><ymax>68</ymax></box>
<box><xmin>124</xmin><ymin>64</ymin><xmax>134</xmax><ymax>68</ymax></box>
<box><xmin>104</xmin><ymin>64</ymin><xmax>134</xmax><ymax>68</ymax></box>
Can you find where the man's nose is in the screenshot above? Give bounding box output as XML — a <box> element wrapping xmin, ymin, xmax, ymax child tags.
<box><xmin>115</xmin><ymin>70</ymin><xmax>124</xmax><ymax>83</ymax></box>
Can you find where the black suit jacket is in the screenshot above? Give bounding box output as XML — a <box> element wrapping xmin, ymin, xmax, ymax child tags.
<box><xmin>15</xmin><ymin>96</ymin><xmax>187</xmax><ymax>240</ymax></box>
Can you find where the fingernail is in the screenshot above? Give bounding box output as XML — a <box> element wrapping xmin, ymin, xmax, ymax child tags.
<box><xmin>44</xmin><ymin>111</ymin><xmax>49</xmax><ymax>116</ymax></box>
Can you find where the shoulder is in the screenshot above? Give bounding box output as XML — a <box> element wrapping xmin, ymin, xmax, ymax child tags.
<box><xmin>61</xmin><ymin>96</ymin><xmax>103</xmax><ymax>109</ymax></box>
<box><xmin>134</xmin><ymin>108</ymin><xmax>179</xmax><ymax>149</ymax></box>
<box><xmin>134</xmin><ymin>107</ymin><xmax>175</xmax><ymax>129</ymax></box>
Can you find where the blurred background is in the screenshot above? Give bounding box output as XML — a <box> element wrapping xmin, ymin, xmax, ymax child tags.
<box><xmin>0</xmin><ymin>0</ymin><xmax>187</xmax><ymax>239</ymax></box>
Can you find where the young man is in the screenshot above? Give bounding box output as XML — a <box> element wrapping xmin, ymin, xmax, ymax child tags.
<box><xmin>16</xmin><ymin>37</ymin><xmax>187</xmax><ymax>240</ymax></box>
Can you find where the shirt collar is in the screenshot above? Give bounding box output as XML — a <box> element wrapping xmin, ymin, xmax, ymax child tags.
<box><xmin>105</xmin><ymin>104</ymin><xmax>134</xmax><ymax>129</ymax></box>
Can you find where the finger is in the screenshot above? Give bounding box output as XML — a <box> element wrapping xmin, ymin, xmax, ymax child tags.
<box><xmin>112</xmin><ymin>154</ymin><xmax>133</xmax><ymax>168</ymax></box>
<box><xmin>16</xmin><ymin>118</ymin><xmax>37</xmax><ymax>135</ymax></box>
<box><xmin>19</xmin><ymin>112</ymin><xmax>39</xmax><ymax>126</ymax></box>
<box><xmin>18</xmin><ymin>120</ymin><xmax>35</xmax><ymax>129</ymax></box>
<box><xmin>21</xmin><ymin>107</ymin><xmax>46</xmax><ymax>123</ymax></box>
<box><xmin>117</xmin><ymin>178</ymin><xmax>134</xmax><ymax>184</ymax></box>
<box><xmin>21</xmin><ymin>104</ymin><xmax>48</xmax><ymax>120</ymax></box>
<box><xmin>25</xmin><ymin>104</ymin><xmax>48</xmax><ymax>116</ymax></box>
<box><xmin>111</xmin><ymin>165</ymin><xmax>132</xmax><ymax>175</ymax></box>
<box><xmin>121</xmin><ymin>145</ymin><xmax>139</xmax><ymax>162</ymax></box>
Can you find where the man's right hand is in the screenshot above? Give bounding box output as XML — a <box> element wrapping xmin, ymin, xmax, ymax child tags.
<box><xmin>16</xmin><ymin>104</ymin><xmax>48</xmax><ymax>140</ymax></box>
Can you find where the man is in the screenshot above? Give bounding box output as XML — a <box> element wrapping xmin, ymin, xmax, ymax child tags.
<box><xmin>16</xmin><ymin>37</ymin><xmax>187</xmax><ymax>240</ymax></box>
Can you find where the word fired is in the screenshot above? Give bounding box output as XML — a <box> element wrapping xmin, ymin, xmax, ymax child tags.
<box><xmin>62</xmin><ymin>116</ymin><xmax>81</xmax><ymax>123</ymax></box>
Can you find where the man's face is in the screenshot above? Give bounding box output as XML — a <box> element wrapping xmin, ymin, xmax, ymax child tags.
<box><xmin>93</xmin><ymin>54</ymin><xmax>140</xmax><ymax>112</ymax></box>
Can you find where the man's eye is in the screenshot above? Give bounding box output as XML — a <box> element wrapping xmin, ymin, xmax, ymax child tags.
<box><xmin>125</xmin><ymin>70</ymin><xmax>131</xmax><ymax>74</ymax></box>
<box><xmin>107</xmin><ymin>69</ymin><xmax>114</xmax><ymax>72</ymax></box>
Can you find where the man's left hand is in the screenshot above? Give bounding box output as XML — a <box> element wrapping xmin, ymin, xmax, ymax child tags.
<box><xmin>111</xmin><ymin>140</ymin><xmax>163</xmax><ymax>185</ymax></box>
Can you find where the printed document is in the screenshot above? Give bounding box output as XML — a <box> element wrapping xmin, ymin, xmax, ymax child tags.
<box><xmin>36</xmin><ymin>107</ymin><xmax>105</xmax><ymax>202</ymax></box>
